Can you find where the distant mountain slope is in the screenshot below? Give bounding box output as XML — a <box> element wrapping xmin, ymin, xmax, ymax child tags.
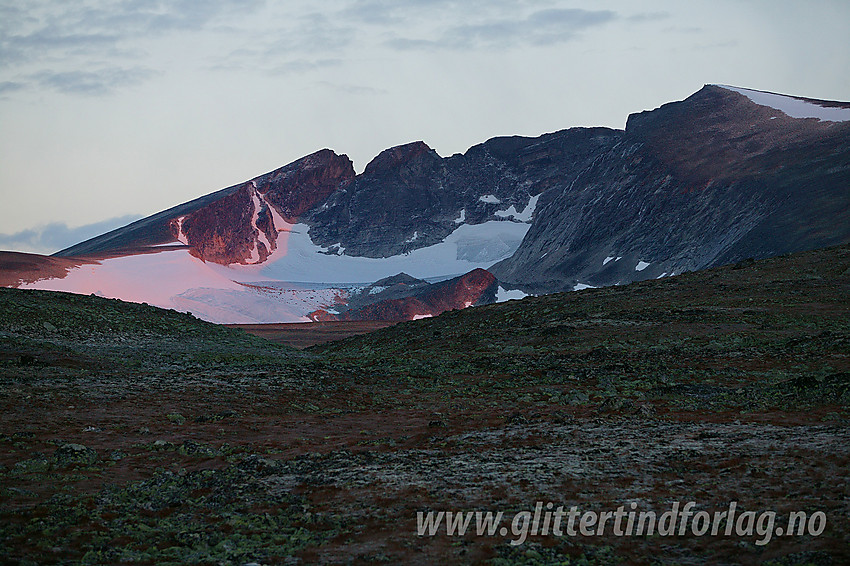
<box><xmin>2</xmin><ymin>84</ymin><xmax>848</xmax><ymax>323</ymax></box>
<box><xmin>490</xmin><ymin>85</ymin><xmax>850</xmax><ymax>292</ymax></box>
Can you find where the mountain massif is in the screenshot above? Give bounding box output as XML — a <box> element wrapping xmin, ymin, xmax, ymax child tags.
<box><xmin>1</xmin><ymin>84</ymin><xmax>848</xmax><ymax>323</ymax></box>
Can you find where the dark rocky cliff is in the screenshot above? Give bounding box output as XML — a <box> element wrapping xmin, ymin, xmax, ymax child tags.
<box><xmin>305</xmin><ymin>129</ymin><xmax>621</xmax><ymax>257</ymax></box>
<box><xmin>489</xmin><ymin>85</ymin><xmax>850</xmax><ymax>292</ymax></box>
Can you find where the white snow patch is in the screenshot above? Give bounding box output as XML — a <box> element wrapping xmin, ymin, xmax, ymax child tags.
<box><xmin>17</xmin><ymin>247</ymin><xmax>360</xmax><ymax>324</ymax></box>
<box><xmin>246</xmin><ymin>242</ymin><xmax>260</xmax><ymax>264</ymax></box>
<box><xmin>19</xmin><ymin>218</ymin><xmax>531</xmax><ymax>324</ymax></box>
<box><xmin>233</xmin><ymin>220</ymin><xmax>530</xmax><ymax>285</ymax></box>
<box><xmin>494</xmin><ymin>193</ymin><xmax>540</xmax><ymax>223</ymax></box>
<box><xmin>656</xmin><ymin>272</ymin><xmax>667</xmax><ymax>279</ymax></box>
<box><xmin>573</xmin><ymin>283</ymin><xmax>597</xmax><ymax>291</ymax></box>
<box><xmin>405</xmin><ymin>231</ymin><xmax>419</xmax><ymax>243</ymax></box>
<box><xmin>21</xmin><ymin>249</ymin><xmax>243</xmax><ymax>314</ymax></box>
<box><xmin>172</xmin><ymin>288</ymin><xmax>316</xmax><ymax>324</ymax></box>
<box><xmin>616</xmin><ymin>256</ymin><xmax>622</xmax><ymax>261</ymax></box>
<box><xmin>479</xmin><ymin>194</ymin><xmax>501</xmax><ymax>204</ymax></box>
<box><xmin>250</xmin><ymin>191</ymin><xmax>272</xmax><ymax>256</ymax></box>
<box><xmin>181</xmin><ymin>281</ymin><xmax>349</xmax><ymax>323</ymax></box>
<box><xmin>175</xmin><ymin>216</ymin><xmax>189</xmax><ymax>245</ymax></box>
<box><xmin>454</xmin><ymin>209</ymin><xmax>466</xmax><ymax>224</ymax></box>
<box><xmin>412</xmin><ymin>314</ymin><xmax>432</xmax><ymax>320</ymax></box>
<box><xmin>716</xmin><ymin>85</ymin><xmax>850</xmax><ymax>122</ymax></box>
<box><xmin>496</xmin><ymin>286</ymin><xmax>528</xmax><ymax>302</ymax></box>
<box><xmin>635</xmin><ymin>261</ymin><xmax>651</xmax><ymax>272</ymax></box>
<box><xmin>602</xmin><ymin>256</ymin><xmax>615</xmax><ymax>266</ymax></box>
<box><xmin>245</xmin><ymin>187</ymin><xmax>294</xmax><ymax>265</ymax></box>
<box><xmin>263</xmin><ymin>197</ymin><xmax>293</xmax><ymax>235</ymax></box>
<box><xmin>368</xmin><ymin>286</ymin><xmax>388</xmax><ymax>295</ymax></box>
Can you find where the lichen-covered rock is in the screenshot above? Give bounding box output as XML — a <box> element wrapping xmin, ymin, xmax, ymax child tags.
<box><xmin>55</xmin><ymin>443</ymin><xmax>98</xmax><ymax>465</ymax></box>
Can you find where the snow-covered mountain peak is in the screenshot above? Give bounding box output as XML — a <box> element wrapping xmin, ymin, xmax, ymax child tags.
<box><xmin>714</xmin><ymin>84</ymin><xmax>850</xmax><ymax>122</ymax></box>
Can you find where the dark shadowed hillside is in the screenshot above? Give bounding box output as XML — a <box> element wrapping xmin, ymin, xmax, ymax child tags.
<box><xmin>2</xmin><ymin>243</ymin><xmax>849</xmax><ymax>564</ymax></box>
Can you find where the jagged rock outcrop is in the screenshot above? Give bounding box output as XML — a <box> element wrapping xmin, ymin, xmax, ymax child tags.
<box><xmin>307</xmin><ymin>130</ymin><xmax>621</xmax><ymax>257</ymax></box>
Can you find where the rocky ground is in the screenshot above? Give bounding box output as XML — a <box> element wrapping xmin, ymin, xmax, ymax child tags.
<box><xmin>227</xmin><ymin>321</ymin><xmax>397</xmax><ymax>349</ymax></box>
<box><xmin>1</xmin><ymin>244</ymin><xmax>849</xmax><ymax>565</ymax></box>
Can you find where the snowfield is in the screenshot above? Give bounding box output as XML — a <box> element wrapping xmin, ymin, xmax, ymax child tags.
<box><xmin>495</xmin><ymin>193</ymin><xmax>540</xmax><ymax>223</ymax></box>
<box><xmin>496</xmin><ymin>286</ymin><xmax>528</xmax><ymax>302</ymax></box>
<box><xmin>20</xmin><ymin>220</ymin><xmax>531</xmax><ymax>324</ymax></box>
<box><xmin>717</xmin><ymin>85</ymin><xmax>850</xmax><ymax>122</ymax></box>
<box><xmin>243</xmin><ymin>220</ymin><xmax>530</xmax><ymax>285</ymax></box>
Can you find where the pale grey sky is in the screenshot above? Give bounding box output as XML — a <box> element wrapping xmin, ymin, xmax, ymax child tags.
<box><xmin>1</xmin><ymin>0</ymin><xmax>849</xmax><ymax>253</ymax></box>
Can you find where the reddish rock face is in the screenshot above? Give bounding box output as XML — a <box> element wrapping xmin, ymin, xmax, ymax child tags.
<box><xmin>258</xmin><ymin>149</ymin><xmax>356</xmax><ymax>221</ymax></box>
<box><xmin>53</xmin><ymin>148</ymin><xmax>355</xmax><ymax>265</ymax></box>
<box><xmin>177</xmin><ymin>183</ymin><xmax>259</xmax><ymax>265</ymax></box>
<box><xmin>170</xmin><ymin>149</ymin><xmax>356</xmax><ymax>265</ymax></box>
<box><xmin>416</xmin><ymin>268</ymin><xmax>497</xmax><ymax>314</ymax></box>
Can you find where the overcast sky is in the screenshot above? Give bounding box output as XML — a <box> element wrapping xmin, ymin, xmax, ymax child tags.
<box><xmin>1</xmin><ymin>0</ymin><xmax>849</xmax><ymax>254</ymax></box>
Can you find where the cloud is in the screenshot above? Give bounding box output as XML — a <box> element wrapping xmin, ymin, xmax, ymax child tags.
<box><xmin>30</xmin><ymin>66</ymin><xmax>158</xmax><ymax>95</ymax></box>
<box><xmin>314</xmin><ymin>81</ymin><xmax>388</xmax><ymax>96</ymax></box>
<box><xmin>662</xmin><ymin>26</ymin><xmax>704</xmax><ymax>34</ymax></box>
<box><xmin>291</xmin><ymin>12</ymin><xmax>357</xmax><ymax>53</ymax></box>
<box><xmin>2</xmin><ymin>0</ymin><xmax>264</xmax><ymax>41</ymax></box>
<box><xmin>208</xmin><ymin>8</ymin><xmax>359</xmax><ymax>76</ymax></box>
<box><xmin>0</xmin><ymin>2</ymin><xmax>661</xmax><ymax>95</ymax></box>
<box><xmin>0</xmin><ymin>215</ymin><xmax>143</xmax><ymax>255</ymax></box>
<box><xmin>270</xmin><ymin>58</ymin><xmax>343</xmax><ymax>76</ymax></box>
<box><xmin>0</xmin><ymin>0</ymin><xmax>263</xmax><ymax>92</ymax></box>
<box><xmin>341</xmin><ymin>0</ymin><xmax>460</xmax><ymax>25</ymax></box>
<box><xmin>0</xmin><ymin>80</ymin><xmax>25</xmax><ymax>94</ymax></box>
<box><xmin>627</xmin><ymin>12</ymin><xmax>671</xmax><ymax>23</ymax></box>
<box><xmin>385</xmin><ymin>8</ymin><xmax>616</xmax><ymax>51</ymax></box>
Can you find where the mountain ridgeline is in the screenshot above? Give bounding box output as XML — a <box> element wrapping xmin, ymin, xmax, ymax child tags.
<box><xmin>3</xmin><ymin>84</ymin><xmax>849</xmax><ymax>323</ymax></box>
<box><xmin>493</xmin><ymin>85</ymin><xmax>850</xmax><ymax>292</ymax></box>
